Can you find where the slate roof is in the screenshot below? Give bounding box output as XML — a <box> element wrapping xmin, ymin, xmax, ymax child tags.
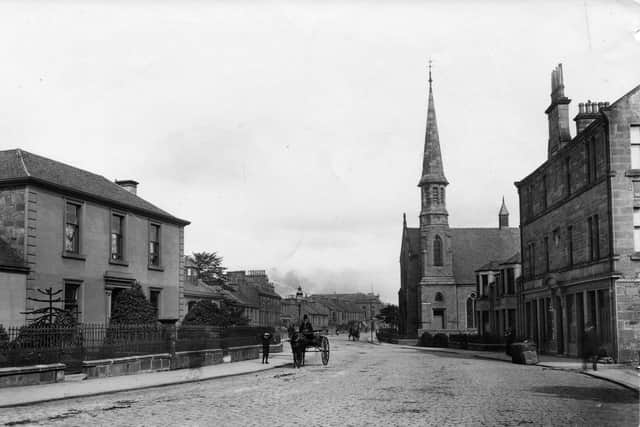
<box><xmin>451</xmin><ymin>228</ymin><xmax>520</xmax><ymax>284</ymax></box>
<box><xmin>0</xmin><ymin>239</ymin><xmax>28</xmax><ymax>272</ymax></box>
<box><xmin>0</xmin><ymin>149</ymin><xmax>189</xmax><ymax>225</ymax></box>
<box><xmin>183</xmin><ymin>279</ymin><xmax>219</xmax><ymax>298</ymax></box>
<box><xmin>500</xmin><ymin>252</ymin><xmax>521</xmax><ymax>265</ymax></box>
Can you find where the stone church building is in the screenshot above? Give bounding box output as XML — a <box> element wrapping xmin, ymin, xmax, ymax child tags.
<box><xmin>398</xmin><ymin>72</ymin><xmax>520</xmax><ymax>338</ymax></box>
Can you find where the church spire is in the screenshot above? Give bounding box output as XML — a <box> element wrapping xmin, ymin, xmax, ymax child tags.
<box><xmin>419</xmin><ymin>61</ymin><xmax>448</xmax><ymax>187</ymax></box>
<box><xmin>499</xmin><ymin>196</ymin><xmax>510</xmax><ymax>228</ymax></box>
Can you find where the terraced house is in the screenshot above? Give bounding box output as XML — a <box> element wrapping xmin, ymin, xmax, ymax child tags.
<box><xmin>0</xmin><ymin>149</ymin><xmax>190</xmax><ymax>325</ymax></box>
<box><xmin>515</xmin><ymin>65</ymin><xmax>640</xmax><ymax>362</ymax></box>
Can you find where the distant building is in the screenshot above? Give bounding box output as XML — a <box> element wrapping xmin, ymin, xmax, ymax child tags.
<box><xmin>398</xmin><ymin>71</ymin><xmax>520</xmax><ymax>338</ymax></box>
<box><xmin>0</xmin><ymin>149</ymin><xmax>189</xmax><ymax>325</ymax></box>
<box><xmin>281</xmin><ymin>297</ymin><xmax>330</xmax><ymax>330</ymax></box>
<box><xmin>515</xmin><ymin>65</ymin><xmax>640</xmax><ymax>362</ymax></box>
<box><xmin>311</xmin><ymin>293</ymin><xmax>382</xmax><ymax>320</ymax></box>
<box><xmin>310</xmin><ymin>296</ymin><xmax>367</xmax><ymax>328</ymax></box>
<box><xmin>226</xmin><ymin>270</ymin><xmax>281</xmax><ymax>328</ymax></box>
<box><xmin>474</xmin><ymin>253</ymin><xmax>521</xmax><ymax>339</ymax></box>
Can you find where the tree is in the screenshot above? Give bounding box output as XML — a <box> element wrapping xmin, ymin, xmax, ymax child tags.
<box><xmin>189</xmin><ymin>252</ymin><xmax>226</xmax><ymax>286</ymax></box>
<box><xmin>376</xmin><ymin>304</ymin><xmax>399</xmax><ymax>329</ymax></box>
<box><xmin>110</xmin><ymin>283</ymin><xmax>157</xmax><ymax>324</ymax></box>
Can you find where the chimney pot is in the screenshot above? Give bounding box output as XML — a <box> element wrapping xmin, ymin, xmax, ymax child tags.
<box><xmin>578</xmin><ymin>102</ymin><xmax>584</xmax><ymax>113</ymax></box>
<box><xmin>115</xmin><ymin>179</ymin><xmax>139</xmax><ymax>195</ymax></box>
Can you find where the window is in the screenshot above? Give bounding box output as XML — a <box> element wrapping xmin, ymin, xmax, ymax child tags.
<box><xmin>149</xmin><ymin>223</ymin><xmax>160</xmax><ymax>266</ymax></box>
<box><xmin>567</xmin><ymin>226</ymin><xmax>574</xmax><ymax>267</ymax></box>
<box><xmin>481</xmin><ymin>275</ymin><xmax>488</xmax><ymax>297</ymax></box>
<box><xmin>433</xmin><ymin>235</ymin><xmax>443</xmax><ymax>266</ymax></box>
<box><xmin>64</xmin><ymin>282</ymin><xmax>80</xmax><ymax>320</ymax></box>
<box><xmin>440</xmin><ymin>186</ymin><xmax>445</xmax><ymax>204</ymax></box>
<box><xmin>634</xmin><ymin>208</ymin><xmax>640</xmax><ymax>252</ymax></box>
<box><xmin>111</xmin><ymin>213</ymin><xmax>124</xmax><ymax>261</ymax></box>
<box><xmin>435</xmin><ymin>292</ymin><xmax>444</xmax><ymax>302</ymax></box>
<box><xmin>431</xmin><ymin>187</ymin><xmax>439</xmax><ymax>205</ymax></box>
<box><xmin>466</xmin><ymin>298</ymin><xmax>475</xmax><ymax>328</ymax></box>
<box><xmin>544</xmin><ymin>236</ymin><xmax>550</xmax><ymax>272</ymax></box>
<box><xmin>150</xmin><ymin>289</ymin><xmax>160</xmax><ymax>319</ymax></box>
<box><xmin>588</xmin><ymin>215</ymin><xmax>600</xmax><ymax>261</ymax></box>
<box><xmin>631</xmin><ymin>125</ymin><xmax>640</xmax><ymax>169</ymax></box>
<box><xmin>506</xmin><ymin>268</ymin><xmax>515</xmax><ymax>294</ymax></box>
<box><xmin>65</xmin><ymin>202</ymin><xmax>80</xmax><ymax>253</ymax></box>
<box><xmin>634</xmin><ymin>181</ymin><xmax>640</xmax><ymax>199</ymax></box>
<box><xmin>527</xmin><ymin>242</ymin><xmax>536</xmax><ymax>278</ymax></box>
<box><xmin>565</xmin><ymin>157</ymin><xmax>571</xmax><ymax>197</ymax></box>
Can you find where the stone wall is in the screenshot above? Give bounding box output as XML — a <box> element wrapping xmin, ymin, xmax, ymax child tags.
<box><xmin>0</xmin><ymin>363</ymin><xmax>65</xmax><ymax>388</ymax></box>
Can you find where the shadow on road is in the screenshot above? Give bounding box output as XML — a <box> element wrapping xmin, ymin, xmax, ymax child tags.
<box><xmin>529</xmin><ymin>385</ymin><xmax>638</xmax><ymax>403</ymax></box>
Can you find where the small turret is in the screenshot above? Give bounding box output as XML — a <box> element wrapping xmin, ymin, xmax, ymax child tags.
<box><xmin>499</xmin><ymin>197</ymin><xmax>509</xmax><ymax>229</ymax></box>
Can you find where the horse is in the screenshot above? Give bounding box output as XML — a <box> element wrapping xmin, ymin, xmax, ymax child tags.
<box><xmin>287</xmin><ymin>325</ymin><xmax>307</xmax><ymax>368</ymax></box>
<box><xmin>348</xmin><ymin>324</ymin><xmax>360</xmax><ymax>341</ymax></box>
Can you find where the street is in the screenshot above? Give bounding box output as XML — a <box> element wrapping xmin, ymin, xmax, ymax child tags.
<box><xmin>1</xmin><ymin>336</ymin><xmax>637</xmax><ymax>426</ymax></box>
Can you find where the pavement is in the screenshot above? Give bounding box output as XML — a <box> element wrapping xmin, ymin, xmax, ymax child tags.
<box><xmin>0</xmin><ymin>352</ymin><xmax>292</xmax><ymax>409</ymax></box>
<box><xmin>386</xmin><ymin>343</ymin><xmax>640</xmax><ymax>393</ymax></box>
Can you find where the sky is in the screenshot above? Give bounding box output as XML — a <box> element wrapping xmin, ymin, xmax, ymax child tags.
<box><xmin>0</xmin><ymin>0</ymin><xmax>638</xmax><ymax>303</ymax></box>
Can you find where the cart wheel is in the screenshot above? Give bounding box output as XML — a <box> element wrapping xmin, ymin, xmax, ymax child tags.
<box><xmin>321</xmin><ymin>336</ymin><xmax>330</xmax><ymax>366</ymax></box>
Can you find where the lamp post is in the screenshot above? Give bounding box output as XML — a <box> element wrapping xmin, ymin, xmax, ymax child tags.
<box><xmin>296</xmin><ymin>286</ymin><xmax>303</xmax><ymax>324</ymax></box>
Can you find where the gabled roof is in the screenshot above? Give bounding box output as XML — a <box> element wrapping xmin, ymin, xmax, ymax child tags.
<box><xmin>475</xmin><ymin>260</ymin><xmax>502</xmax><ymax>272</ymax></box>
<box><xmin>183</xmin><ymin>279</ymin><xmax>220</xmax><ymax>298</ymax></box>
<box><xmin>451</xmin><ymin>227</ymin><xmax>520</xmax><ymax>283</ymax></box>
<box><xmin>0</xmin><ymin>149</ymin><xmax>189</xmax><ymax>225</ymax></box>
<box><xmin>0</xmin><ymin>239</ymin><xmax>28</xmax><ymax>273</ymax></box>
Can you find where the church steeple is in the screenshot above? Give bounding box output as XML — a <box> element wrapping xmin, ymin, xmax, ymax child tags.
<box><xmin>419</xmin><ymin>62</ymin><xmax>449</xmax><ymax>227</ymax></box>
<box><xmin>499</xmin><ymin>196</ymin><xmax>510</xmax><ymax>228</ymax></box>
<box><xmin>419</xmin><ymin>61</ymin><xmax>448</xmax><ymax>187</ymax></box>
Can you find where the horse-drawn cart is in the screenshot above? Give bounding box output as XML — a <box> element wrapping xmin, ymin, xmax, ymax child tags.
<box><xmin>288</xmin><ymin>329</ymin><xmax>330</xmax><ymax>368</ymax></box>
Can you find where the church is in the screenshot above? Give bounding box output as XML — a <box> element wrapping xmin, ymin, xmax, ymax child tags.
<box><xmin>398</xmin><ymin>70</ymin><xmax>520</xmax><ymax>338</ymax></box>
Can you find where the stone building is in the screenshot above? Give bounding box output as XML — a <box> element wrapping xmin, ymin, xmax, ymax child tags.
<box><xmin>515</xmin><ymin>64</ymin><xmax>640</xmax><ymax>362</ymax></box>
<box><xmin>398</xmin><ymin>71</ymin><xmax>520</xmax><ymax>338</ymax></box>
<box><xmin>311</xmin><ymin>293</ymin><xmax>382</xmax><ymax>320</ymax></box>
<box><xmin>0</xmin><ymin>149</ymin><xmax>190</xmax><ymax>324</ymax></box>
<box><xmin>226</xmin><ymin>270</ymin><xmax>281</xmax><ymax>328</ymax></box>
<box><xmin>474</xmin><ymin>253</ymin><xmax>521</xmax><ymax>339</ymax></box>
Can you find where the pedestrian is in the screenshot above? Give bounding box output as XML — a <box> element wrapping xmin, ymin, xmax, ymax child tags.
<box><xmin>261</xmin><ymin>330</ymin><xmax>273</xmax><ymax>364</ymax></box>
<box><xmin>504</xmin><ymin>327</ymin><xmax>515</xmax><ymax>356</ymax></box>
<box><xmin>581</xmin><ymin>323</ymin><xmax>598</xmax><ymax>371</ymax></box>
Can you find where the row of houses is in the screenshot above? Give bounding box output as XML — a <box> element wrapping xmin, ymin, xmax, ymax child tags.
<box><xmin>280</xmin><ymin>293</ymin><xmax>382</xmax><ymax>330</ymax></box>
<box><xmin>399</xmin><ymin>63</ymin><xmax>640</xmax><ymax>362</ymax></box>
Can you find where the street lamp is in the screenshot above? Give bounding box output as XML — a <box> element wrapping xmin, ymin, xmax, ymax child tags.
<box><xmin>296</xmin><ymin>286</ymin><xmax>304</xmax><ymax>324</ymax></box>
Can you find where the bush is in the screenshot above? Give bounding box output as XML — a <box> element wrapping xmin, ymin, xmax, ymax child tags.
<box><xmin>182</xmin><ymin>301</ymin><xmax>250</xmax><ymax>328</ymax></box>
<box><xmin>433</xmin><ymin>333</ymin><xmax>449</xmax><ymax>348</ymax></box>
<box><xmin>419</xmin><ymin>331</ymin><xmax>433</xmax><ymax>347</ymax></box>
<box><xmin>110</xmin><ymin>283</ymin><xmax>157</xmax><ymax>324</ymax></box>
<box><xmin>449</xmin><ymin>333</ymin><xmax>469</xmax><ymax>349</ymax></box>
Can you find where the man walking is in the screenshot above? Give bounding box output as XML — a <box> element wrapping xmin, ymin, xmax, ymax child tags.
<box><xmin>261</xmin><ymin>330</ymin><xmax>273</xmax><ymax>364</ymax></box>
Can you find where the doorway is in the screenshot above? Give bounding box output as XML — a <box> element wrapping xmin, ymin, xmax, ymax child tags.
<box><xmin>433</xmin><ymin>309</ymin><xmax>445</xmax><ymax>329</ymax></box>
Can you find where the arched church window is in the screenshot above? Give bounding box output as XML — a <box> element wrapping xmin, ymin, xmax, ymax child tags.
<box><xmin>433</xmin><ymin>235</ymin><xmax>443</xmax><ymax>266</ymax></box>
<box><xmin>466</xmin><ymin>297</ymin><xmax>475</xmax><ymax>328</ymax></box>
<box><xmin>440</xmin><ymin>186</ymin><xmax>445</xmax><ymax>204</ymax></box>
<box><xmin>435</xmin><ymin>292</ymin><xmax>444</xmax><ymax>302</ymax></box>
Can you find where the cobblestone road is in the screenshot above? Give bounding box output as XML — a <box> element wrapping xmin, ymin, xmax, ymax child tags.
<box><xmin>1</xmin><ymin>336</ymin><xmax>638</xmax><ymax>426</ymax></box>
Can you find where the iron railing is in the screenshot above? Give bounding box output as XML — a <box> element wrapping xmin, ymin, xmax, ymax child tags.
<box><xmin>0</xmin><ymin>324</ymin><xmax>272</xmax><ymax>369</ymax></box>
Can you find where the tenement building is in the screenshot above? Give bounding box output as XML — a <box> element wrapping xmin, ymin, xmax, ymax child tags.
<box><xmin>398</xmin><ymin>71</ymin><xmax>520</xmax><ymax>338</ymax></box>
<box><xmin>0</xmin><ymin>149</ymin><xmax>190</xmax><ymax>325</ymax></box>
<box><xmin>515</xmin><ymin>64</ymin><xmax>640</xmax><ymax>362</ymax></box>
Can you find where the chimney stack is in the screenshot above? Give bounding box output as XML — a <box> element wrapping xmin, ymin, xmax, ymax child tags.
<box><xmin>545</xmin><ymin>64</ymin><xmax>572</xmax><ymax>158</ymax></box>
<box><xmin>115</xmin><ymin>179</ymin><xmax>139</xmax><ymax>195</ymax></box>
<box><xmin>574</xmin><ymin>100</ymin><xmax>609</xmax><ymax>135</ymax></box>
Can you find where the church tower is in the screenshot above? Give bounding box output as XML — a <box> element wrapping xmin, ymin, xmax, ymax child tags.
<box><xmin>417</xmin><ymin>63</ymin><xmax>456</xmax><ymax>331</ymax></box>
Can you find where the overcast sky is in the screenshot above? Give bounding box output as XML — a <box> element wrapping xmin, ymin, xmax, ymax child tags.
<box><xmin>1</xmin><ymin>1</ymin><xmax>638</xmax><ymax>303</ymax></box>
